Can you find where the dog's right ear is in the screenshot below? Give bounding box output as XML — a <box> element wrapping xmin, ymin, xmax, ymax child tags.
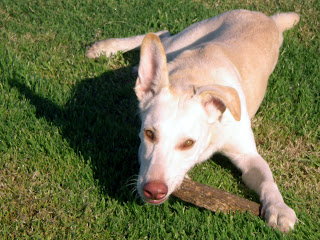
<box><xmin>135</xmin><ymin>33</ymin><xmax>169</xmax><ymax>103</ymax></box>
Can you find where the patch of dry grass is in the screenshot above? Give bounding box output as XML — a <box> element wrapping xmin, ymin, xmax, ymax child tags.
<box><xmin>0</xmin><ymin>165</ymin><xmax>56</xmax><ymax>237</ymax></box>
<box><xmin>252</xmin><ymin>116</ymin><xmax>319</xmax><ymax>216</ymax></box>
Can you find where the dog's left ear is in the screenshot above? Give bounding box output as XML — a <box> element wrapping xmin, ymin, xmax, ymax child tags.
<box><xmin>135</xmin><ymin>33</ymin><xmax>169</xmax><ymax>103</ymax></box>
<box><xmin>197</xmin><ymin>85</ymin><xmax>241</xmax><ymax>122</ymax></box>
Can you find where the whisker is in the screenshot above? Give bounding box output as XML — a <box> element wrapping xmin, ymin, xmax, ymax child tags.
<box><xmin>120</xmin><ymin>174</ymin><xmax>139</xmax><ymax>198</ymax></box>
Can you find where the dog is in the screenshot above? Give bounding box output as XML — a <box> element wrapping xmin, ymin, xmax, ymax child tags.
<box><xmin>87</xmin><ymin>9</ymin><xmax>300</xmax><ymax>233</ymax></box>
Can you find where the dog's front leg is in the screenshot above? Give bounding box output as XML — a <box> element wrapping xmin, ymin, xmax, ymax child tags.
<box><xmin>227</xmin><ymin>151</ymin><xmax>297</xmax><ymax>232</ymax></box>
<box><xmin>86</xmin><ymin>30</ymin><xmax>170</xmax><ymax>58</ymax></box>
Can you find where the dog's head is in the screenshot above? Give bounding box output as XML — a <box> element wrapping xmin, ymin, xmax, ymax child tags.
<box><xmin>135</xmin><ymin>33</ymin><xmax>241</xmax><ymax>204</ymax></box>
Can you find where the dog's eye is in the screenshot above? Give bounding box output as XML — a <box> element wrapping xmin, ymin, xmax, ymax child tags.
<box><xmin>184</xmin><ymin>139</ymin><xmax>194</xmax><ymax>148</ymax></box>
<box><xmin>179</xmin><ymin>139</ymin><xmax>195</xmax><ymax>150</ymax></box>
<box><xmin>144</xmin><ymin>129</ymin><xmax>155</xmax><ymax>141</ymax></box>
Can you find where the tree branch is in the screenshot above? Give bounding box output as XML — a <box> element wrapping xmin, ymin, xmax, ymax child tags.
<box><xmin>172</xmin><ymin>178</ymin><xmax>260</xmax><ymax>216</ymax></box>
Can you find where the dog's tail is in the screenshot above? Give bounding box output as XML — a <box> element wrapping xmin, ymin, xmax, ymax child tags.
<box><xmin>271</xmin><ymin>12</ymin><xmax>300</xmax><ymax>32</ymax></box>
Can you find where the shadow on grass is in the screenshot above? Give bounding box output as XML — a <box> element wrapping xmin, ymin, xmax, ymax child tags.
<box><xmin>8</xmin><ymin>60</ymin><xmax>258</xmax><ymax>204</ymax></box>
<box><xmin>211</xmin><ymin>153</ymin><xmax>260</xmax><ymax>202</ymax></box>
<box><xmin>8</xmin><ymin>63</ymin><xmax>141</xmax><ymax>203</ymax></box>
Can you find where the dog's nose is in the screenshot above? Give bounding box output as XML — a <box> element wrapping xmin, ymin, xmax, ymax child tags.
<box><xmin>143</xmin><ymin>181</ymin><xmax>168</xmax><ymax>201</ymax></box>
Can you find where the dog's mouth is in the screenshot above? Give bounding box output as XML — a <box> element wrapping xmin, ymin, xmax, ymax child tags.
<box><xmin>144</xmin><ymin>197</ymin><xmax>168</xmax><ymax>205</ymax></box>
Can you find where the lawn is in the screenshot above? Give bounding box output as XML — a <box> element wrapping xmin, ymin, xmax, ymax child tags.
<box><xmin>0</xmin><ymin>0</ymin><xmax>319</xmax><ymax>239</ymax></box>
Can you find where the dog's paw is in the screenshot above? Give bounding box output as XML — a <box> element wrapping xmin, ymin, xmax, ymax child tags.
<box><xmin>86</xmin><ymin>39</ymin><xmax>117</xmax><ymax>59</ymax></box>
<box><xmin>262</xmin><ymin>201</ymin><xmax>297</xmax><ymax>233</ymax></box>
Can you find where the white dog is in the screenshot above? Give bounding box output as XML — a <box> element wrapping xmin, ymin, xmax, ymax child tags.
<box><xmin>87</xmin><ymin>9</ymin><xmax>299</xmax><ymax>232</ymax></box>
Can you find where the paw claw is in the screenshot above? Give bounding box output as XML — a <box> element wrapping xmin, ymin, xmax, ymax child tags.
<box><xmin>86</xmin><ymin>39</ymin><xmax>118</xmax><ymax>59</ymax></box>
<box><xmin>263</xmin><ymin>202</ymin><xmax>296</xmax><ymax>233</ymax></box>
<box><xmin>86</xmin><ymin>45</ymin><xmax>103</xmax><ymax>59</ymax></box>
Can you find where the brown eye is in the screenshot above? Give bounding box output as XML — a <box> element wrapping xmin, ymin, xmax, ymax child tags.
<box><xmin>184</xmin><ymin>139</ymin><xmax>194</xmax><ymax>148</ymax></box>
<box><xmin>145</xmin><ymin>129</ymin><xmax>155</xmax><ymax>141</ymax></box>
<box><xmin>178</xmin><ymin>139</ymin><xmax>195</xmax><ymax>150</ymax></box>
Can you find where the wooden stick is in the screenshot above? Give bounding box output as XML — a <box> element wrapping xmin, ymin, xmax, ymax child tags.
<box><xmin>172</xmin><ymin>178</ymin><xmax>260</xmax><ymax>216</ymax></box>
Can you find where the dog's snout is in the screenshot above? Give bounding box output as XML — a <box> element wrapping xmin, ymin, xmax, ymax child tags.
<box><xmin>143</xmin><ymin>181</ymin><xmax>168</xmax><ymax>201</ymax></box>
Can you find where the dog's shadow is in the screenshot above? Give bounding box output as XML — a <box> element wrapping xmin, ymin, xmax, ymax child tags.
<box><xmin>9</xmin><ymin>58</ymin><xmax>258</xmax><ymax>204</ymax></box>
<box><xmin>8</xmin><ymin>61</ymin><xmax>141</xmax><ymax>203</ymax></box>
<box><xmin>210</xmin><ymin>153</ymin><xmax>259</xmax><ymax>202</ymax></box>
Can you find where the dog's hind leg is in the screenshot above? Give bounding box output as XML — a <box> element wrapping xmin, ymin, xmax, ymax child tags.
<box><xmin>86</xmin><ymin>30</ymin><xmax>170</xmax><ymax>58</ymax></box>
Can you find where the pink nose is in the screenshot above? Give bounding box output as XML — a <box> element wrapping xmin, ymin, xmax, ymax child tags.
<box><xmin>143</xmin><ymin>181</ymin><xmax>168</xmax><ymax>201</ymax></box>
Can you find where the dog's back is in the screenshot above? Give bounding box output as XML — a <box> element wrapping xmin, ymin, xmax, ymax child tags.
<box><xmin>211</xmin><ymin>10</ymin><xmax>283</xmax><ymax>117</ymax></box>
<box><xmin>219</xmin><ymin>10</ymin><xmax>299</xmax><ymax>117</ymax></box>
<box><xmin>166</xmin><ymin>10</ymin><xmax>299</xmax><ymax>117</ymax></box>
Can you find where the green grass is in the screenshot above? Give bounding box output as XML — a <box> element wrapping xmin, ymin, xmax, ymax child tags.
<box><xmin>0</xmin><ymin>0</ymin><xmax>319</xmax><ymax>239</ymax></box>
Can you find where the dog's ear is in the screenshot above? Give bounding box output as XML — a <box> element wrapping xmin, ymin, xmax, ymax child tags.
<box><xmin>135</xmin><ymin>33</ymin><xmax>169</xmax><ymax>102</ymax></box>
<box><xmin>197</xmin><ymin>85</ymin><xmax>241</xmax><ymax>122</ymax></box>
